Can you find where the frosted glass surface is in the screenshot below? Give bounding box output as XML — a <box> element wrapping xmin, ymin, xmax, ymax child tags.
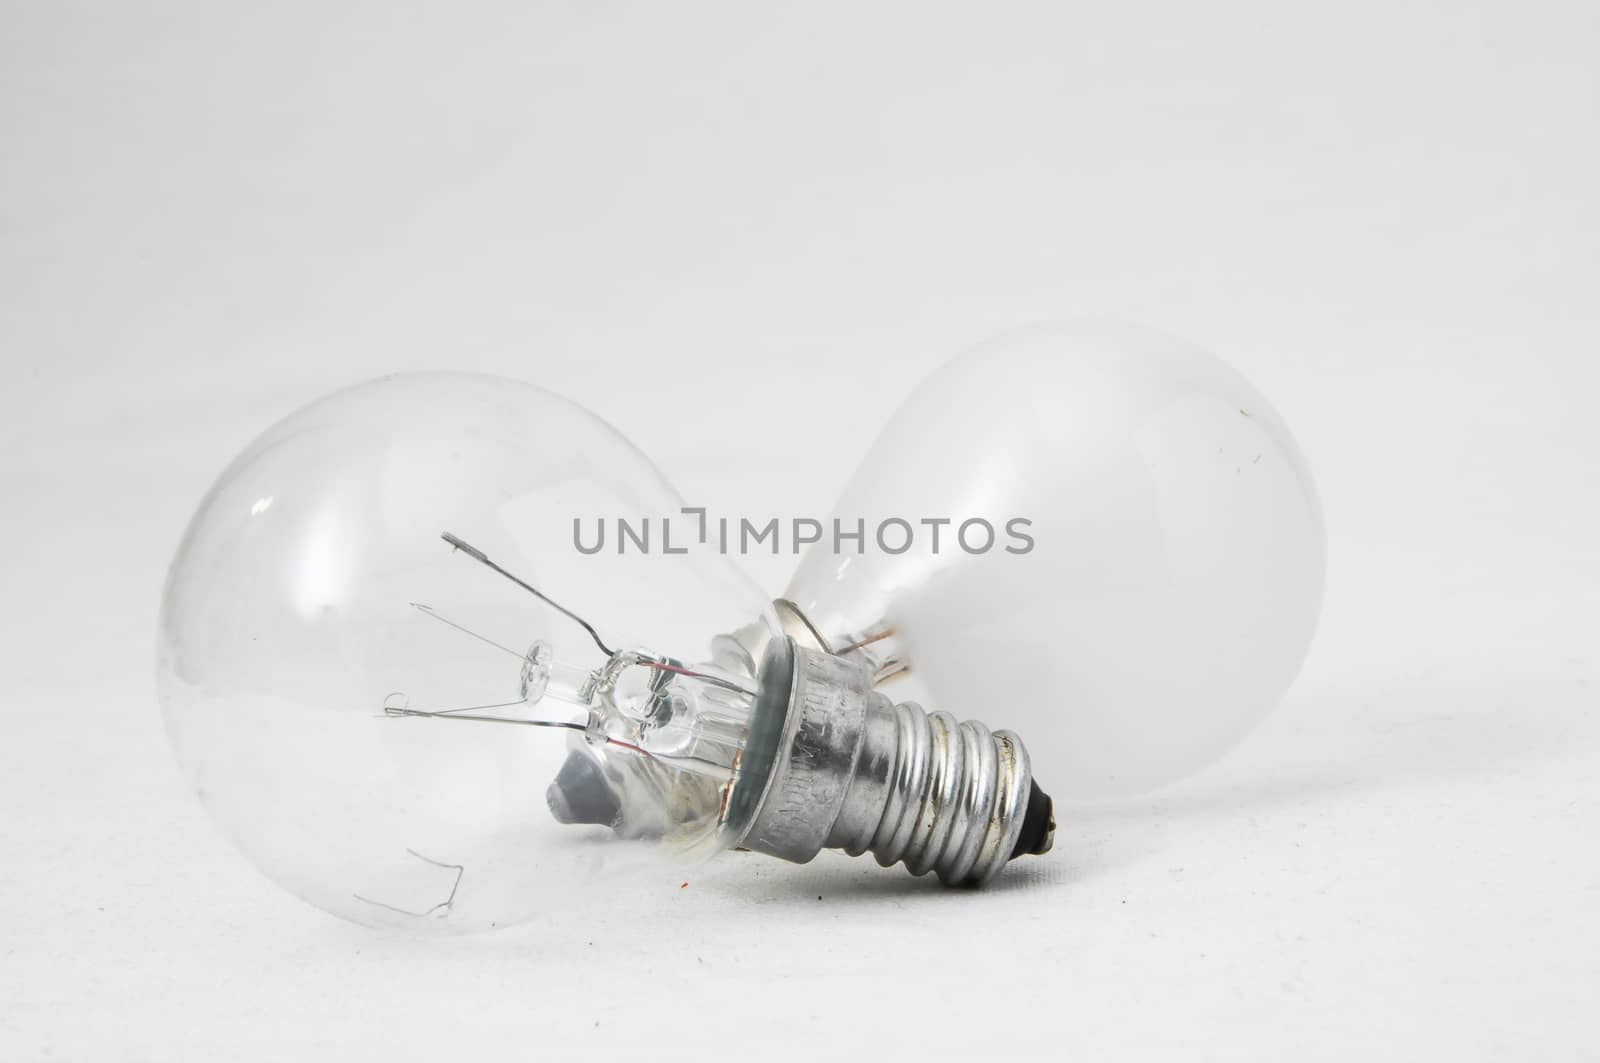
<box><xmin>786</xmin><ymin>324</ymin><xmax>1325</xmax><ymax>799</ymax></box>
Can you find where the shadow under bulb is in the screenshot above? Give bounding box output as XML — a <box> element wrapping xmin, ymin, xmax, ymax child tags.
<box><xmin>157</xmin><ymin>324</ymin><xmax>1322</xmax><ymax>932</ymax></box>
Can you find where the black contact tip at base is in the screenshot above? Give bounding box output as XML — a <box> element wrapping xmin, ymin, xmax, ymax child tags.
<box><xmin>1009</xmin><ymin>780</ymin><xmax>1057</xmax><ymax>859</ymax></box>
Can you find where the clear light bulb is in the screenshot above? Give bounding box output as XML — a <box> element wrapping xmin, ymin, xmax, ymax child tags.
<box><xmin>160</xmin><ymin>373</ymin><xmax>1054</xmax><ymax>932</ymax></box>
<box><xmin>779</xmin><ymin>323</ymin><xmax>1326</xmax><ymax>801</ymax></box>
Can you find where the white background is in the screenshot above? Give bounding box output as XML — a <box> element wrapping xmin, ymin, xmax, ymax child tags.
<box><xmin>3</xmin><ymin>2</ymin><xmax>1597</xmax><ymax>1059</ymax></box>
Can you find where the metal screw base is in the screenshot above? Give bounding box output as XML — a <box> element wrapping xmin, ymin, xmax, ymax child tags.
<box><xmin>843</xmin><ymin>700</ymin><xmax>1037</xmax><ymax>885</ymax></box>
<box><xmin>738</xmin><ymin>644</ymin><xmax>1052</xmax><ymax>886</ymax></box>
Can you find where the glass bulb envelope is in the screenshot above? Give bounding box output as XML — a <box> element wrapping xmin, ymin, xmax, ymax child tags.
<box><xmin>159</xmin><ymin>374</ymin><xmax>788</xmax><ymax>931</ymax></box>
<box><xmin>784</xmin><ymin>323</ymin><xmax>1326</xmax><ymax>800</ymax></box>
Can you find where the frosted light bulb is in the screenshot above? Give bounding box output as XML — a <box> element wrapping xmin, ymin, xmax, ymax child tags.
<box><xmin>779</xmin><ymin>323</ymin><xmax>1325</xmax><ymax>801</ymax></box>
<box><xmin>159</xmin><ymin>373</ymin><xmax>1054</xmax><ymax>932</ymax></box>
